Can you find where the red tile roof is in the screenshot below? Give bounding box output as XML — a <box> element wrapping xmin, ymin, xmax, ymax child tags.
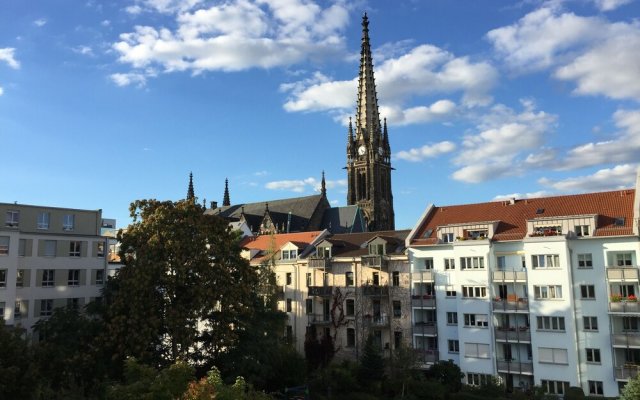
<box><xmin>240</xmin><ymin>231</ymin><xmax>325</xmax><ymax>263</ymax></box>
<box><xmin>410</xmin><ymin>189</ymin><xmax>636</xmax><ymax>245</ymax></box>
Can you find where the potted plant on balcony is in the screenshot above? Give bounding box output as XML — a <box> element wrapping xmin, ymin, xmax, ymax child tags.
<box><xmin>494</xmin><ymin>296</ymin><xmax>502</xmax><ymax>302</ymax></box>
<box><xmin>611</xmin><ymin>294</ymin><xmax>623</xmax><ymax>302</ymax></box>
<box><xmin>628</xmin><ymin>295</ymin><xmax>638</xmax><ymax>302</ymax></box>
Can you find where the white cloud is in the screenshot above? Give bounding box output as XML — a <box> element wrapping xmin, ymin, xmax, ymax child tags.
<box><xmin>265</xmin><ymin>176</ymin><xmax>346</xmax><ymax>193</ymax></box>
<box><xmin>539</xmin><ymin>164</ymin><xmax>637</xmax><ymax>192</ymax></box>
<box><xmin>0</xmin><ymin>86</ymin><xmax>4</xmax><ymax>96</ymax></box>
<box><xmin>110</xmin><ymin>72</ymin><xmax>148</xmax><ymax>87</ymax></box>
<box><xmin>72</xmin><ymin>45</ymin><xmax>94</xmax><ymax>56</ymax></box>
<box><xmin>101</xmin><ymin>20</ymin><xmax>111</xmax><ymax>27</ymax></box>
<box><xmin>113</xmin><ymin>0</ymin><xmax>350</xmax><ymax>79</ymax></box>
<box><xmin>492</xmin><ymin>191</ymin><xmax>550</xmax><ymax>201</ymax></box>
<box><xmin>33</xmin><ymin>18</ymin><xmax>47</xmax><ymax>27</ymax></box>
<box><xmin>593</xmin><ymin>0</ymin><xmax>633</xmax><ymax>11</ymax></box>
<box><xmin>254</xmin><ymin>170</ymin><xmax>269</xmax><ymax>176</ymax></box>
<box><xmin>380</xmin><ymin>99</ymin><xmax>457</xmax><ymax>126</ymax></box>
<box><xmin>395</xmin><ymin>141</ymin><xmax>456</xmax><ymax>162</ymax></box>
<box><xmin>488</xmin><ymin>5</ymin><xmax>640</xmax><ymax>101</ymax></box>
<box><xmin>125</xmin><ymin>5</ymin><xmax>143</xmax><ymax>14</ymax></box>
<box><xmin>0</xmin><ymin>48</ymin><xmax>20</xmax><ymax>69</ymax></box>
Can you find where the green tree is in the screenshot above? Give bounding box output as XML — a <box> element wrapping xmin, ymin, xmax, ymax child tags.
<box><xmin>106</xmin><ymin>358</ymin><xmax>194</xmax><ymax>400</ymax></box>
<box><xmin>426</xmin><ymin>360</ymin><xmax>464</xmax><ymax>394</ymax></box>
<box><xmin>620</xmin><ymin>375</ymin><xmax>640</xmax><ymax>400</ymax></box>
<box><xmin>103</xmin><ymin>199</ymin><xmax>259</xmax><ymax>367</ymax></box>
<box><xmin>182</xmin><ymin>367</ymin><xmax>273</xmax><ymax>400</ymax></box>
<box><xmin>357</xmin><ymin>334</ymin><xmax>385</xmax><ymax>386</ymax></box>
<box><xmin>0</xmin><ymin>321</ymin><xmax>36</xmax><ymax>399</ymax></box>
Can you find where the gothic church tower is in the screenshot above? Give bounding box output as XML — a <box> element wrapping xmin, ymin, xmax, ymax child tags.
<box><xmin>346</xmin><ymin>13</ymin><xmax>395</xmax><ymax>231</ymax></box>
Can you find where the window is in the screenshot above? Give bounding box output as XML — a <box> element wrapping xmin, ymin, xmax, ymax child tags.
<box><xmin>532</xmin><ymin>254</ymin><xmax>560</xmax><ymax>268</ymax></box>
<box><xmin>534</xmin><ymin>285</ymin><xmax>562</xmax><ymax>299</ymax></box>
<box><xmin>541</xmin><ymin>380</ymin><xmax>569</xmax><ymax>395</ymax></box>
<box><xmin>68</xmin><ymin>269</ymin><xmax>80</xmax><ymax>286</ymax></box>
<box><xmin>467</xmin><ymin>373</ymin><xmax>492</xmax><ymax>386</ymax></box>
<box><xmin>580</xmin><ymin>285</ymin><xmax>596</xmax><ymax>299</ymax></box>
<box><xmin>16</xmin><ymin>270</ymin><xmax>24</xmax><ymax>287</ymax></box>
<box><xmin>536</xmin><ymin>316</ymin><xmax>565</xmax><ymax>331</ymax></box>
<box><xmin>448</xmin><ymin>339</ymin><xmax>459</xmax><ymax>353</ymax></box>
<box><xmin>588</xmin><ymin>381</ymin><xmax>603</xmax><ymax>396</ymax></box>
<box><xmin>67</xmin><ymin>298</ymin><xmax>80</xmax><ymax>310</ymax></box>
<box><xmin>282</xmin><ymin>249</ymin><xmax>298</xmax><ymax>260</ymax></box>
<box><xmin>305</xmin><ymin>298</ymin><xmax>312</xmax><ymax>315</ymax></box>
<box><xmin>444</xmin><ymin>258</ymin><xmax>455</xmax><ymax>270</ymax></box>
<box><xmin>286</xmin><ymin>298</ymin><xmax>292</xmax><ymax>312</ymax></box>
<box><xmin>286</xmin><ymin>325</ymin><xmax>293</xmax><ymax>344</ymax></box>
<box><xmin>40</xmin><ymin>299</ymin><xmax>53</xmax><ymax>316</ymax></box>
<box><xmin>346</xmin><ymin>272</ymin><xmax>354</xmax><ymax>286</ymax></box>
<box><xmin>393</xmin><ymin>301</ymin><xmax>401</xmax><ymax>318</ymax></box>
<box><xmin>44</xmin><ymin>240</ymin><xmax>56</xmax><ymax>257</ymax></box>
<box><xmin>586</xmin><ymin>348</ymin><xmax>601</xmax><ymax>363</ymax></box>
<box><xmin>615</xmin><ymin>217</ymin><xmax>625</xmax><ymax>226</ymax></box>
<box><xmin>447</xmin><ymin>312</ymin><xmax>458</xmax><ymax>325</ymax></box>
<box><xmin>462</xmin><ymin>286</ymin><xmax>487</xmax><ymax>298</ymax></box>
<box><xmin>316</xmin><ymin>246</ymin><xmax>331</xmax><ymax>258</ymax></box>
<box><xmin>424</xmin><ymin>258</ymin><xmax>433</xmax><ymax>270</ymax></box>
<box><xmin>578</xmin><ymin>253</ymin><xmax>593</xmax><ymax>268</ymax></box>
<box><xmin>392</xmin><ymin>271</ymin><xmax>399</xmax><ymax>286</ymax></box>
<box><xmin>460</xmin><ymin>257</ymin><xmax>484</xmax><ymax>270</ymax></box>
<box><xmin>616</xmin><ymin>252</ymin><xmax>633</xmax><ymax>266</ymax></box>
<box><xmin>575</xmin><ymin>225</ymin><xmax>590</xmax><ymax>236</ymax></box>
<box><xmin>14</xmin><ymin>301</ymin><xmax>21</xmax><ymax>319</ymax></box>
<box><xmin>372</xmin><ymin>272</ymin><xmax>379</xmax><ymax>286</ymax></box>
<box><xmin>5</xmin><ymin>210</ymin><xmax>19</xmax><ymax>227</ymax></box>
<box><xmin>306</xmin><ymin>273</ymin><xmax>311</xmax><ymax>287</ymax></box>
<box><xmin>63</xmin><ymin>214</ymin><xmax>75</xmax><ymax>231</ymax></box>
<box><xmin>69</xmin><ymin>241</ymin><xmax>81</xmax><ymax>257</ymax></box>
<box><xmin>97</xmin><ymin>242</ymin><xmax>105</xmax><ymax>257</ymax></box>
<box><xmin>346</xmin><ymin>328</ymin><xmax>355</xmax><ymax>347</ymax></box>
<box><xmin>465</xmin><ymin>343</ymin><xmax>490</xmax><ymax>358</ymax></box>
<box><xmin>394</xmin><ymin>331</ymin><xmax>402</xmax><ymax>349</ymax></box>
<box><xmin>18</xmin><ymin>239</ymin><xmax>26</xmax><ymax>256</ymax></box>
<box><xmin>286</xmin><ymin>273</ymin><xmax>292</xmax><ymax>285</ymax></box>
<box><xmin>95</xmin><ymin>270</ymin><xmax>104</xmax><ymax>285</ymax></box>
<box><xmin>467</xmin><ymin>230</ymin><xmax>487</xmax><ymax>239</ymax></box>
<box><xmin>464</xmin><ymin>313</ymin><xmax>488</xmax><ymax>328</ymax></box>
<box><xmin>442</xmin><ymin>233</ymin><xmax>453</xmax><ymax>243</ymax></box>
<box><xmin>497</xmin><ymin>256</ymin><xmax>506</xmax><ymax>270</ymax></box>
<box><xmin>0</xmin><ymin>236</ymin><xmax>8</xmax><ymax>255</ymax></box>
<box><xmin>538</xmin><ymin>347</ymin><xmax>569</xmax><ymax>364</ymax></box>
<box><xmin>37</xmin><ymin>212</ymin><xmax>50</xmax><ymax>229</ymax></box>
<box><xmin>346</xmin><ymin>299</ymin><xmax>355</xmax><ymax>316</ymax></box>
<box><xmin>584</xmin><ymin>316</ymin><xmax>598</xmax><ymax>331</ymax></box>
<box><xmin>623</xmin><ymin>317</ymin><xmax>639</xmax><ymax>331</ymax></box>
<box><xmin>0</xmin><ymin>270</ymin><xmax>5</xmax><ymax>288</ymax></box>
<box><xmin>369</xmin><ymin>243</ymin><xmax>384</xmax><ymax>255</ymax></box>
<box><xmin>446</xmin><ymin>288</ymin><xmax>457</xmax><ymax>297</ymax></box>
<box><xmin>42</xmin><ymin>270</ymin><xmax>55</xmax><ymax>287</ymax></box>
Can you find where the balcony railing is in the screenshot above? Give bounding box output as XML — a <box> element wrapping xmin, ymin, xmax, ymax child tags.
<box><xmin>308</xmin><ymin>286</ymin><xmax>334</xmax><ymax>297</ymax></box>
<box><xmin>411</xmin><ymin>295</ymin><xmax>436</xmax><ymax>308</ymax></box>
<box><xmin>615</xmin><ymin>364</ymin><xmax>640</xmax><ymax>380</ymax></box>
<box><xmin>609</xmin><ymin>301</ymin><xmax>640</xmax><ymax>313</ymax></box>
<box><xmin>308</xmin><ymin>314</ymin><xmax>331</xmax><ymax>324</ymax></box>
<box><xmin>414</xmin><ymin>349</ymin><xmax>439</xmax><ymax>364</ymax></box>
<box><xmin>492</xmin><ymin>298</ymin><xmax>529</xmax><ymax>312</ymax></box>
<box><xmin>612</xmin><ymin>333</ymin><xmax>640</xmax><ymax>347</ymax></box>
<box><xmin>413</xmin><ymin>271</ymin><xmax>434</xmax><ymax>281</ymax></box>
<box><xmin>496</xmin><ymin>360</ymin><xmax>534</xmax><ymax>375</ymax></box>
<box><xmin>361</xmin><ymin>255</ymin><xmax>388</xmax><ymax>269</ymax></box>
<box><xmin>492</xmin><ymin>271</ymin><xmax>527</xmax><ymax>282</ymax></box>
<box><xmin>607</xmin><ymin>267</ymin><xmax>639</xmax><ymax>281</ymax></box>
<box><xmin>364</xmin><ymin>315</ymin><xmax>389</xmax><ymax>327</ymax></box>
<box><xmin>413</xmin><ymin>322</ymin><xmax>437</xmax><ymax>335</ymax></box>
<box><xmin>308</xmin><ymin>257</ymin><xmax>332</xmax><ymax>269</ymax></box>
<box><xmin>494</xmin><ymin>326</ymin><xmax>531</xmax><ymax>342</ymax></box>
<box><xmin>362</xmin><ymin>284</ymin><xmax>389</xmax><ymax>297</ymax></box>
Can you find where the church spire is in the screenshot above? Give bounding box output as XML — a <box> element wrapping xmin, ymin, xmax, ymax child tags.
<box><xmin>222</xmin><ymin>178</ymin><xmax>231</xmax><ymax>206</ymax></box>
<box><xmin>356</xmin><ymin>12</ymin><xmax>382</xmax><ymax>143</ymax></box>
<box><xmin>321</xmin><ymin>171</ymin><xmax>327</xmax><ymax>197</ymax></box>
<box><xmin>187</xmin><ymin>172</ymin><xmax>195</xmax><ymax>201</ymax></box>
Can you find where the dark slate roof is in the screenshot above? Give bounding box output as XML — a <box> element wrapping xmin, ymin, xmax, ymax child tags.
<box><xmin>205</xmin><ymin>194</ymin><xmax>327</xmax><ymax>233</ymax></box>
<box><xmin>321</xmin><ymin>230</ymin><xmax>411</xmax><ymax>258</ymax></box>
<box><xmin>320</xmin><ymin>205</ymin><xmax>366</xmax><ymax>234</ymax></box>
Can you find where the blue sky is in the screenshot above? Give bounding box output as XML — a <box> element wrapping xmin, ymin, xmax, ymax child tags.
<box><xmin>2</xmin><ymin>0</ymin><xmax>640</xmax><ymax>230</ymax></box>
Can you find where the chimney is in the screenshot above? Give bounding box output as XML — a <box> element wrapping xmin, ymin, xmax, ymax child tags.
<box><xmin>510</xmin><ymin>198</ymin><xmax>516</xmax><ymax>205</ymax></box>
<box><xmin>210</xmin><ymin>201</ymin><xmax>218</xmax><ymax>209</ymax></box>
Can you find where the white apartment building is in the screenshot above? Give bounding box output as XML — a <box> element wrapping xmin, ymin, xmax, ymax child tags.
<box><xmin>406</xmin><ymin>187</ymin><xmax>640</xmax><ymax>397</ymax></box>
<box><xmin>0</xmin><ymin>203</ymin><xmax>107</xmax><ymax>334</ymax></box>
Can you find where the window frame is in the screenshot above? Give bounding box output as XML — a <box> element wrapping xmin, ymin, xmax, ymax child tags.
<box><xmin>63</xmin><ymin>214</ymin><xmax>75</xmax><ymax>231</ymax></box>
<box><xmin>37</xmin><ymin>212</ymin><xmax>50</xmax><ymax>230</ymax></box>
<box><xmin>578</xmin><ymin>253</ymin><xmax>593</xmax><ymax>268</ymax></box>
<box><xmin>580</xmin><ymin>284</ymin><xmax>596</xmax><ymax>299</ymax></box>
<box><xmin>586</xmin><ymin>348</ymin><xmax>601</xmax><ymax>364</ymax></box>
<box><xmin>448</xmin><ymin>339</ymin><xmax>459</xmax><ymax>353</ymax></box>
<box><xmin>5</xmin><ymin>210</ymin><xmax>19</xmax><ymax>227</ymax></box>
<box><xmin>583</xmin><ymin>316</ymin><xmax>598</xmax><ymax>331</ymax></box>
<box><xmin>0</xmin><ymin>236</ymin><xmax>9</xmax><ymax>255</ymax></box>
<box><xmin>42</xmin><ymin>269</ymin><xmax>55</xmax><ymax>287</ymax></box>
<box><xmin>446</xmin><ymin>312</ymin><xmax>458</xmax><ymax>325</ymax></box>
<box><xmin>68</xmin><ymin>269</ymin><xmax>80</xmax><ymax>286</ymax></box>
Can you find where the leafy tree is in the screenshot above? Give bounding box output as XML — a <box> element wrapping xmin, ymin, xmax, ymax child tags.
<box><xmin>620</xmin><ymin>375</ymin><xmax>640</xmax><ymax>400</ymax></box>
<box><xmin>357</xmin><ymin>334</ymin><xmax>385</xmax><ymax>386</ymax></box>
<box><xmin>0</xmin><ymin>321</ymin><xmax>36</xmax><ymax>399</ymax></box>
<box><xmin>182</xmin><ymin>367</ymin><xmax>273</xmax><ymax>400</ymax></box>
<box><xmin>106</xmin><ymin>358</ymin><xmax>194</xmax><ymax>400</ymax></box>
<box><xmin>426</xmin><ymin>360</ymin><xmax>464</xmax><ymax>394</ymax></box>
<box><xmin>103</xmin><ymin>199</ymin><xmax>259</xmax><ymax>367</ymax></box>
<box><xmin>564</xmin><ymin>386</ymin><xmax>584</xmax><ymax>400</ymax></box>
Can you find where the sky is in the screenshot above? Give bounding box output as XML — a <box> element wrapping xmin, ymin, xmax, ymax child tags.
<box><xmin>2</xmin><ymin>0</ymin><xmax>640</xmax><ymax>230</ymax></box>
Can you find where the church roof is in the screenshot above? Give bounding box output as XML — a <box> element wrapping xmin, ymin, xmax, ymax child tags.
<box><xmin>320</xmin><ymin>205</ymin><xmax>366</xmax><ymax>233</ymax></box>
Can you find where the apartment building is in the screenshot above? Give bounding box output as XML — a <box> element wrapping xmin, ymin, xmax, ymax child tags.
<box><xmin>240</xmin><ymin>230</ymin><xmax>412</xmax><ymax>361</ymax></box>
<box><xmin>406</xmin><ymin>188</ymin><xmax>640</xmax><ymax>397</ymax></box>
<box><xmin>0</xmin><ymin>203</ymin><xmax>107</xmax><ymax>333</ymax></box>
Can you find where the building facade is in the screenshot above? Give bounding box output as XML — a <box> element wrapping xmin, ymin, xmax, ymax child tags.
<box><xmin>406</xmin><ymin>187</ymin><xmax>640</xmax><ymax>397</ymax></box>
<box><xmin>0</xmin><ymin>203</ymin><xmax>107</xmax><ymax>334</ymax></box>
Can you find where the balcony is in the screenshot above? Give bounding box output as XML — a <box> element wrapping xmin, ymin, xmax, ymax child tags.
<box><xmin>362</xmin><ymin>284</ymin><xmax>389</xmax><ymax>297</ymax></box>
<box><xmin>309</xmin><ymin>257</ymin><xmax>332</xmax><ymax>269</ymax></box>
<box><xmin>609</xmin><ymin>301</ymin><xmax>640</xmax><ymax>313</ymax></box>
<box><xmin>496</xmin><ymin>360</ymin><xmax>534</xmax><ymax>375</ymax></box>
<box><xmin>308</xmin><ymin>286</ymin><xmax>334</xmax><ymax>297</ymax></box>
<box><xmin>415</xmin><ymin>349</ymin><xmax>439</xmax><ymax>364</ymax></box>
<box><xmin>309</xmin><ymin>314</ymin><xmax>331</xmax><ymax>325</ymax></box>
<box><xmin>612</xmin><ymin>333</ymin><xmax>640</xmax><ymax>348</ymax></box>
<box><xmin>365</xmin><ymin>315</ymin><xmax>389</xmax><ymax>327</ymax></box>
<box><xmin>492</xmin><ymin>298</ymin><xmax>529</xmax><ymax>312</ymax></box>
<box><xmin>413</xmin><ymin>321</ymin><xmax>437</xmax><ymax>335</ymax></box>
<box><xmin>492</xmin><ymin>270</ymin><xmax>527</xmax><ymax>282</ymax></box>
<box><xmin>607</xmin><ymin>267</ymin><xmax>639</xmax><ymax>282</ymax></box>
<box><xmin>413</xmin><ymin>271</ymin><xmax>434</xmax><ymax>282</ymax></box>
<box><xmin>361</xmin><ymin>255</ymin><xmax>388</xmax><ymax>269</ymax></box>
<box><xmin>494</xmin><ymin>326</ymin><xmax>531</xmax><ymax>342</ymax></box>
<box><xmin>615</xmin><ymin>364</ymin><xmax>640</xmax><ymax>380</ymax></box>
<box><xmin>411</xmin><ymin>295</ymin><xmax>436</xmax><ymax>308</ymax></box>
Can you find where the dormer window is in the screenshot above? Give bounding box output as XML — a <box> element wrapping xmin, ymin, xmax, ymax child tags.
<box><xmin>282</xmin><ymin>249</ymin><xmax>298</xmax><ymax>260</ymax></box>
<box><xmin>615</xmin><ymin>217</ymin><xmax>625</xmax><ymax>226</ymax></box>
<box><xmin>368</xmin><ymin>243</ymin><xmax>385</xmax><ymax>255</ymax></box>
<box><xmin>63</xmin><ymin>214</ymin><xmax>75</xmax><ymax>231</ymax></box>
<box><xmin>317</xmin><ymin>247</ymin><xmax>331</xmax><ymax>258</ymax></box>
<box><xmin>532</xmin><ymin>225</ymin><xmax>561</xmax><ymax>236</ymax></box>
<box><xmin>442</xmin><ymin>233</ymin><xmax>454</xmax><ymax>243</ymax></box>
<box><xmin>466</xmin><ymin>230</ymin><xmax>488</xmax><ymax>240</ymax></box>
<box><xmin>5</xmin><ymin>210</ymin><xmax>19</xmax><ymax>227</ymax></box>
<box><xmin>575</xmin><ymin>225</ymin><xmax>590</xmax><ymax>237</ymax></box>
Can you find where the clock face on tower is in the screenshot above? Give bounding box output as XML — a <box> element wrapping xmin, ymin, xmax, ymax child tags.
<box><xmin>358</xmin><ymin>145</ymin><xmax>366</xmax><ymax>156</ymax></box>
